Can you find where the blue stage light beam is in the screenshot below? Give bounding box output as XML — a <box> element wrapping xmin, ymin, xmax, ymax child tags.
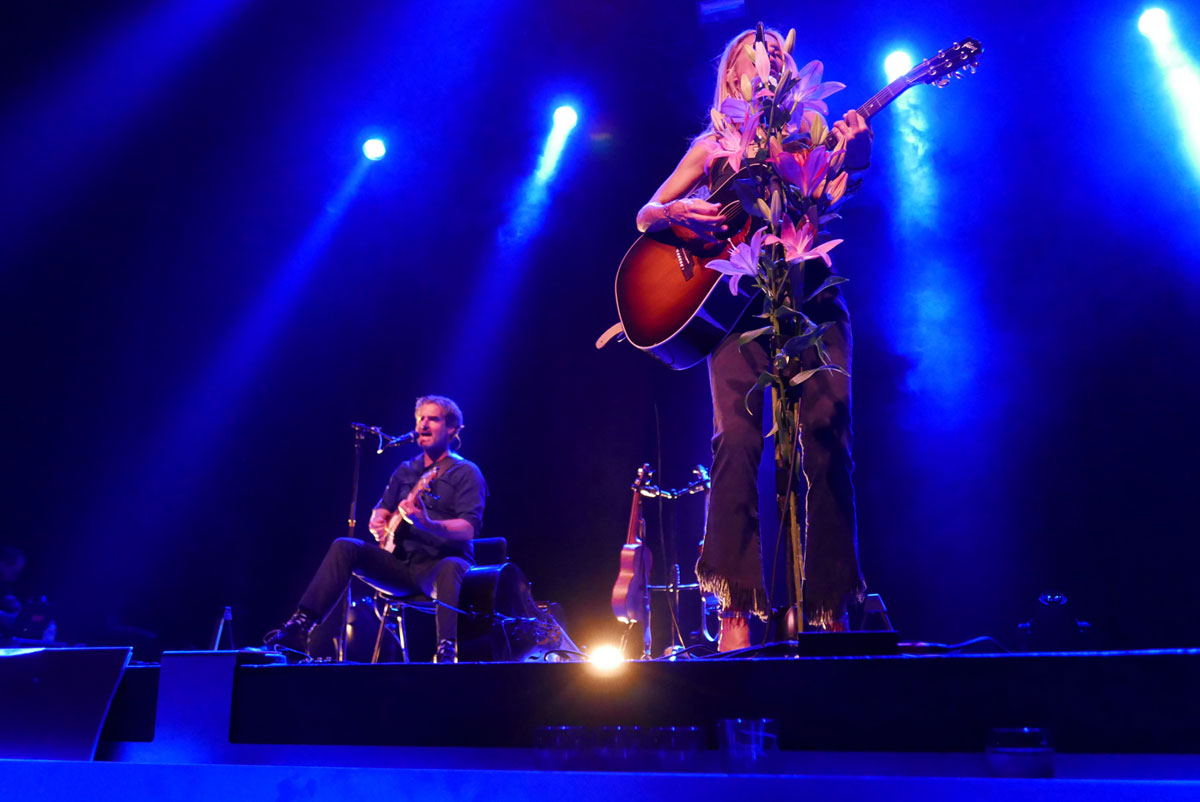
<box><xmin>501</xmin><ymin>104</ymin><xmax>581</xmax><ymax>244</ymax></box>
<box><xmin>363</xmin><ymin>138</ymin><xmax>387</xmax><ymax>160</ymax></box>
<box><xmin>110</xmin><ymin>159</ymin><xmax>372</xmax><ymax>523</ymax></box>
<box><xmin>437</xmin><ymin>103</ymin><xmax>582</xmax><ymax>393</ymax></box>
<box><xmin>1139</xmin><ymin>8</ymin><xmax>1200</xmax><ymax>177</ymax></box>
<box><xmin>534</xmin><ymin>105</ymin><xmax>580</xmax><ymax>183</ymax></box>
<box><xmin>0</xmin><ymin>0</ymin><xmax>245</xmax><ymax>263</ymax></box>
<box><xmin>880</xmin><ymin>47</ymin><xmax>982</xmax><ymax>424</ymax></box>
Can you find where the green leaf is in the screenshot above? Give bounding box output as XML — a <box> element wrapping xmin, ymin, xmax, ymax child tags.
<box><xmin>804</xmin><ymin>275</ymin><xmax>850</xmax><ymax>302</ymax></box>
<box><xmin>744</xmin><ymin>371</ymin><xmax>776</xmax><ymax>415</ymax></box>
<box><xmin>737</xmin><ymin>326</ymin><xmax>773</xmax><ymax>349</ymax></box>
<box><xmin>782</xmin><ymin>322</ymin><xmax>833</xmax><ymax>356</ymax></box>
<box><xmin>815</xmin><ymin>338</ymin><xmax>832</xmax><ymax>366</ymax></box>
<box><xmin>788</xmin><ymin>363</ymin><xmax>850</xmax><ymax>387</ymax></box>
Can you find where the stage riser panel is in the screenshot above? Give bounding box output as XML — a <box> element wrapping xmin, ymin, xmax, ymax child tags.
<box><xmin>98</xmin><ymin>649</ymin><xmax>1200</xmax><ymax>754</ymax></box>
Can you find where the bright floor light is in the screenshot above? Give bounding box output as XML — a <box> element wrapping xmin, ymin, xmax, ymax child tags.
<box><xmin>362</xmin><ymin>138</ymin><xmax>386</xmax><ymax>161</ymax></box>
<box><xmin>885</xmin><ymin>51</ymin><xmax>914</xmax><ymax>82</ymax></box>
<box><xmin>587</xmin><ymin>644</ymin><xmax>625</xmax><ymax>673</ymax></box>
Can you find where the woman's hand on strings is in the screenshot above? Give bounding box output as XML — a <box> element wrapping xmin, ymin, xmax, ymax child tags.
<box><xmin>664</xmin><ymin>198</ymin><xmax>728</xmax><ymax>240</ymax></box>
<box><xmin>832</xmin><ymin>109</ymin><xmax>873</xmax><ymax>172</ymax></box>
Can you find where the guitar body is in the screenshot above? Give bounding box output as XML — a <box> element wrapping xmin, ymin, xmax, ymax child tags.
<box><xmin>614</xmin><ymin>165</ymin><xmax>767</xmax><ymax>370</ymax></box>
<box><xmin>610</xmin><ymin>543</ymin><xmax>653</xmax><ymax>623</ymax></box>
<box><xmin>611</xmin><ymin>464</ymin><xmax>655</xmax><ymax>623</ymax></box>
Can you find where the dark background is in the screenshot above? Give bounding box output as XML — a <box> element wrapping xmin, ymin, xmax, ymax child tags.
<box><xmin>2</xmin><ymin>0</ymin><xmax>1198</xmax><ymax>655</ymax></box>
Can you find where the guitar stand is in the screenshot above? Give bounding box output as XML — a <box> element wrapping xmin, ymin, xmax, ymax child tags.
<box><xmin>644</xmin><ymin>565</ymin><xmax>701</xmax><ymax>658</ymax></box>
<box><xmin>620</xmin><ymin>465</ymin><xmax>712</xmax><ymax>661</ymax></box>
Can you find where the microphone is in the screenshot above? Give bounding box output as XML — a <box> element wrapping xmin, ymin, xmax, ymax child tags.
<box><xmin>388</xmin><ymin>430</ymin><xmax>418</xmax><ymax>445</ymax></box>
<box><xmin>378</xmin><ymin>430</ymin><xmax>417</xmax><ymax>453</ymax></box>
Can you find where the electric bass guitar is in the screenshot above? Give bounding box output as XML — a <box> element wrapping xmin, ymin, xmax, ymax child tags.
<box><xmin>611</xmin><ymin>38</ymin><xmax>982</xmax><ymax>370</ymax></box>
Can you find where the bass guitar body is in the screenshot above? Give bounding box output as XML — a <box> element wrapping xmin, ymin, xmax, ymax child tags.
<box><xmin>614</xmin><ymin>165</ymin><xmax>767</xmax><ymax>370</ymax></box>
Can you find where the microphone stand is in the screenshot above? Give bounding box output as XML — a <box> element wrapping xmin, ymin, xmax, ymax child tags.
<box><xmin>337</xmin><ymin>422</ymin><xmax>412</xmax><ymax>662</ymax></box>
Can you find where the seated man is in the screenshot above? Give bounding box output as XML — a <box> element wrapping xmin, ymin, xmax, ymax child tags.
<box><xmin>266</xmin><ymin>394</ymin><xmax>487</xmax><ymax>663</ymax></box>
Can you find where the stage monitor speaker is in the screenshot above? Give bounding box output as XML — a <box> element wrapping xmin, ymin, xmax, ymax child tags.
<box><xmin>0</xmin><ymin>646</ymin><xmax>131</xmax><ymax>760</ymax></box>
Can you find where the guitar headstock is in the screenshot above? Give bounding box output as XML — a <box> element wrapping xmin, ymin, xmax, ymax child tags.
<box><xmin>907</xmin><ymin>38</ymin><xmax>983</xmax><ymax>88</ymax></box>
<box><xmin>631</xmin><ymin>462</ymin><xmax>653</xmax><ymax>492</ymax></box>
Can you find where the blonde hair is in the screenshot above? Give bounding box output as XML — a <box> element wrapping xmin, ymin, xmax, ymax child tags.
<box><xmin>697</xmin><ymin>27</ymin><xmax>798</xmax><ymax>141</ymax></box>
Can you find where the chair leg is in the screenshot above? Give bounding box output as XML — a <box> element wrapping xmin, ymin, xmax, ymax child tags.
<box><xmin>371</xmin><ymin>597</ymin><xmax>387</xmax><ymax>664</ymax></box>
<box><xmin>397</xmin><ymin>607</ymin><xmax>409</xmax><ymax>663</ymax></box>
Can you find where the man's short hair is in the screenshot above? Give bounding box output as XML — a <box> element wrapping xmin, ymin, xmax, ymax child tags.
<box><xmin>415</xmin><ymin>395</ymin><xmax>464</xmax><ymax>430</ymax></box>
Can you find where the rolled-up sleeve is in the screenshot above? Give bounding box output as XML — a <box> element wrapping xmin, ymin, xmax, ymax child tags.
<box><xmin>445</xmin><ymin>462</ymin><xmax>487</xmax><ymax>536</ymax></box>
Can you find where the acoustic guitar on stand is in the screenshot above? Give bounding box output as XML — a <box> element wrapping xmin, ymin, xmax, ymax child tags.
<box><xmin>611</xmin><ymin>463</ymin><xmax>653</xmax><ymax>624</ymax></box>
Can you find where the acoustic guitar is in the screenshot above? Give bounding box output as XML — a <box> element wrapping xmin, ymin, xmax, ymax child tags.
<box><xmin>611</xmin><ymin>463</ymin><xmax>653</xmax><ymax>623</ymax></box>
<box><xmin>613</xmin><ymin>38</ymin><xmax>982</xmax><ymax>370</ymax></box>
<box><xmin>378</xmin><ymin>464</ymin><xmax>440</xmax><ymax>554</ymax></box>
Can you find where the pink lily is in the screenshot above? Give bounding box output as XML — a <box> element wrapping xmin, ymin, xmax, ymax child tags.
<box><xmin>768</xmin><ymin>138</ymin><xmax>807</xmax><ymax>188</ymax></box>
<box><xmin>719</xmin><ymin>97</ymin><xmax>751</xmax><ymax>121</ymax></box>
<box><xmin>707</xmin><ymin>227</ymin><xmax>768</xmax><ymax>296</ymax></box>
<box><xmin>796</xmin><ymin>145</ymin><xmax>831</xmax><ymax>198</ymax></box>
<box><xmin>780</xmin><ymin>60</ymin><xmax>845</xmax><ymax>117</ymax></box>
<box><xmin>700</xmin><ymin>107</ymin><xmax>760</xmax><ymax>173</ymax></box>
<box><xmin>763</xmin><ymin>215</ymin><xmax>842</xmax><ymax>267</ymax></box>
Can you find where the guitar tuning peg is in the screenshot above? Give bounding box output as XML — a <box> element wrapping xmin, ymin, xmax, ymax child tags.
<box><xmin>954</xmin><ymin>71</ymin><xmax>962</xmax><ymax>79</ymax></box>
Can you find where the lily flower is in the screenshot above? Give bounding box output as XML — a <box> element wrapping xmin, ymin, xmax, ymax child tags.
<box><xmin>768</xmin><ymin>138</ymin><xmax>807</xmax><ymax>188</ymax></box>
<box><xmin>707</xmin><ymin>227</ymin><xmax>768</xmax><ymax>296</ymax></box>
<box><xmin>719</xmin><ymin>97</ymin><xmax>750</xmax><ymax>121</ymax></box>
<box><xmin>825</xmin><ymin>171</ymin><xmax>848</xmax><ymax>205</ymax></box>
<box><xmin>764</xmin><ymin>215</ymin><xmax>842</xmax><ymax>267</ymax></box>
<box><xmin>780</xmin><ymin>60</ymin><xmax>845</xmax><ymax>118</ymax></box>
<box><xmin>796</xmin><ymin>145</ymin><xmax>832</xmax><ymax>198</ymax></box>
<box><xmin>700</xmin><ymin>106</ymin><xmax>761</xmax><ymax>173</ymax></box>
<box><xmin>754</xmin><ymin>41</ymin><xmax>773</xmax><ymax>86</ymax></box>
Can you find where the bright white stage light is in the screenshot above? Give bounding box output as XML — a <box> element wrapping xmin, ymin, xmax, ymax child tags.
<box><xmin>1138</xmin><ymin>7</ymin><xmax>1200</xmax><ymax>178</ymax></box>
<box><xmin>884</xmin><ymin>51</ymin><xmax>914</xmax><ymax>82</ymax></box>
<box><xmin>587</xmin><ymin>644</ymin><xmax>625</xmax><ymax>673</ymax></box>
<box><xmin>1139</xmin><ymin>8</ymin><xmax>1172</xmax><ymax>46</ymax></box>
<box><xmin>362</xmin><ymin>138</ymin><xmax>386</xmax><ymax>161</ymax></box>
<box><xmin>534</xmin><ymin>105</ymin><xmax>579</xmax><ymax>183</ymax></box>
<box><xmin>553</xmin><ymin>105</ymin><xmax>579</xmax><ymax>130</ymax></box>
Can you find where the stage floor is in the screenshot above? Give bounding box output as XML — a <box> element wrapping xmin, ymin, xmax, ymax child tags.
<box><xmin>95</xmin><ymin>646</ymin><xmax>1200</xmax><ymax>762</ymax></box>
<box><xmin>6</xmin><ymin>646</ymin><xmax>1200</xmax><ymax>800</ymax></box>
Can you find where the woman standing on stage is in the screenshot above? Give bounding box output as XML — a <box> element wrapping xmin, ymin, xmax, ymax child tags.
<box><xmin>635</xmin><ymin>27</ymin><xmax>872</xmax><ymax>649</ymax></box>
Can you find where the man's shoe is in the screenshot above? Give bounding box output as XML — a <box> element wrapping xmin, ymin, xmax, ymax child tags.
<box><xmin>263</xmin><ymin>611</ymin><xmax>315</xmax><ymax>663</ymax></box>
<box><xmin>434</xmin><ymin>638</ymin><xmax>457</xmax><ymax>664</ymax></box>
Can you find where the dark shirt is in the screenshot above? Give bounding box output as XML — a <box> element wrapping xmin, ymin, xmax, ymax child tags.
<box><xmin>376</xmin><ymin>452</ymin><xmax>487</xmax><ymax>563</ymax></box>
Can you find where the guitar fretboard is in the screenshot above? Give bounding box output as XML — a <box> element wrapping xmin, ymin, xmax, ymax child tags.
<box><xmin>857</xmin><ymin>75</ymin><xmax>910</xmax><ymax>120</ymax></box>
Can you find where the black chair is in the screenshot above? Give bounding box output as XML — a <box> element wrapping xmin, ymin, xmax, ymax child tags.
<box><xmin>355</xmin><ymin>537</ymin><xmax>509</xmax><ymax>663</ymax></box>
